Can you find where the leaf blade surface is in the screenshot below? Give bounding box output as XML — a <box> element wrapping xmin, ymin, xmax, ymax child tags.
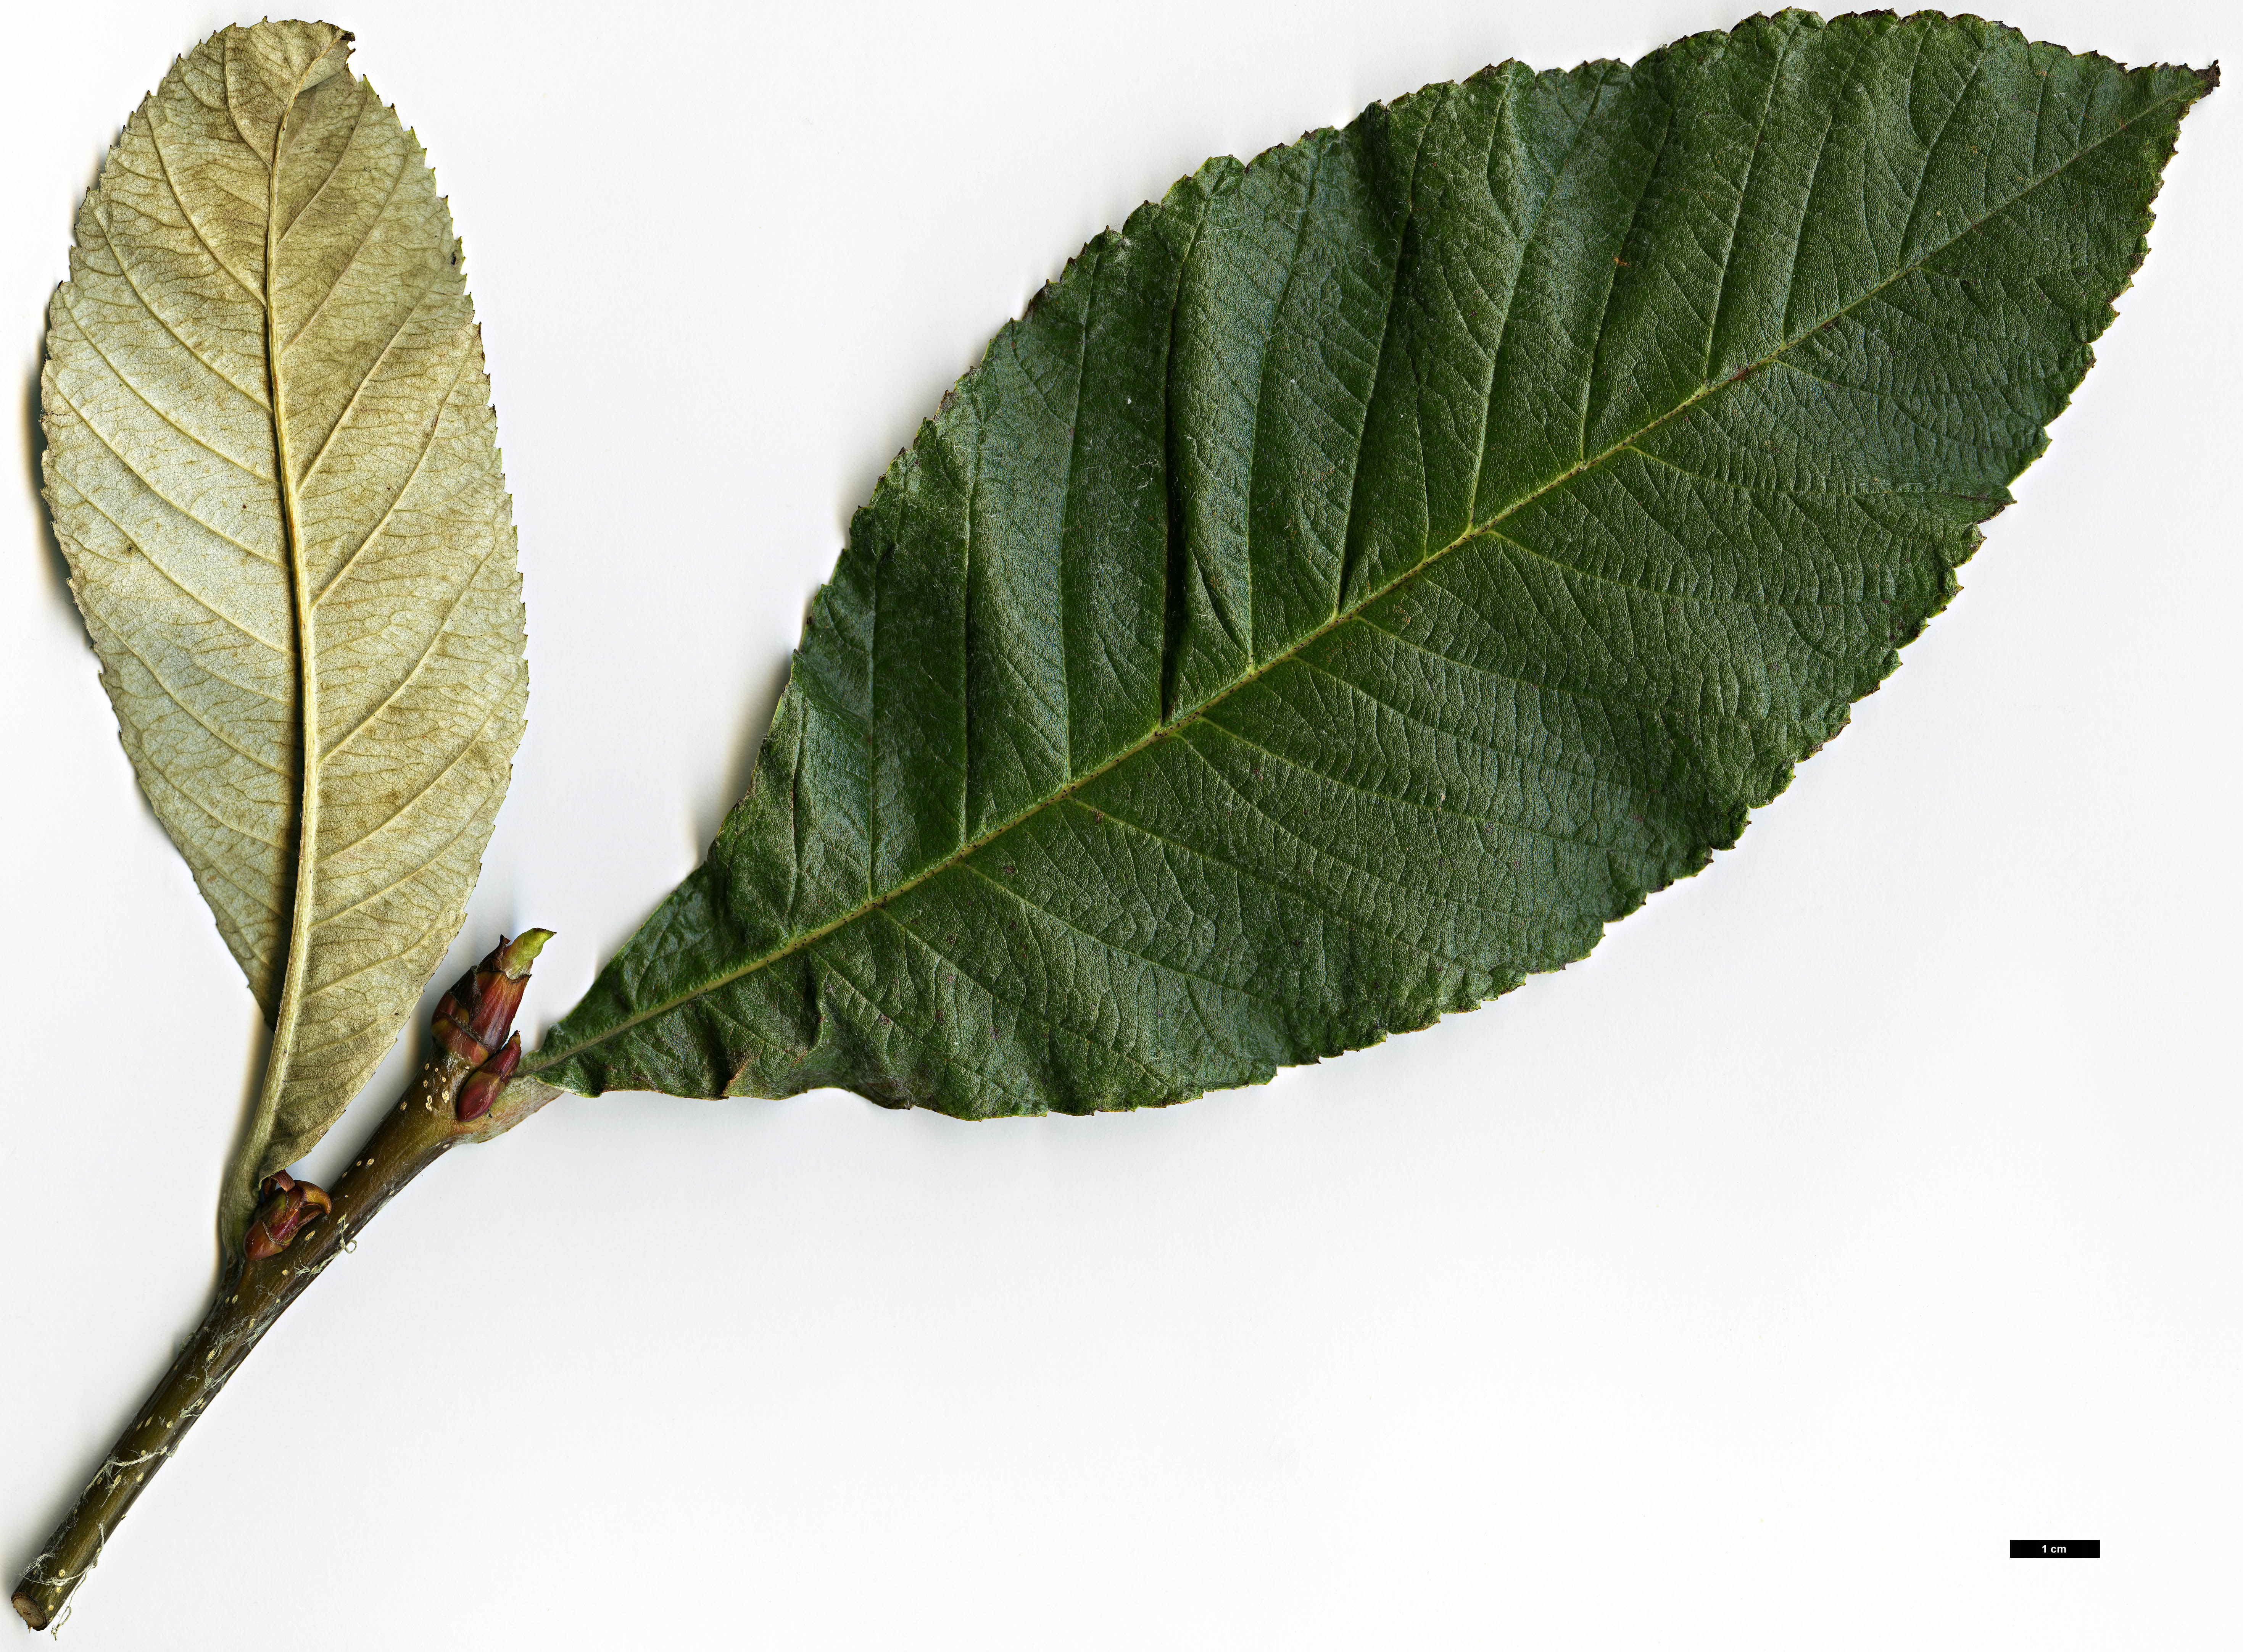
<box><xmin>530</xmin><ymin>11</ymin><xmax>2210</xmax><ymax>1112</ymax></box>
<box><xmin>45</xmin><ymin>19</ymin><xmax>528</xmax><ymax>1233</ymax></box>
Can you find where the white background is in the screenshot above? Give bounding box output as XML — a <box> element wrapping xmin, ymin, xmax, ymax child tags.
<box><xmin>2</xmin><ymin>1</ymin><xmax>2234</xmax><ymax>1646</ymax></box>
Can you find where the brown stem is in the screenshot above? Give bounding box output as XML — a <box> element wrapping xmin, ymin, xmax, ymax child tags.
<box><xmin>11</xmin><ymin>1056</ymin><xmax>492</xmax><ymax>1631</ymax></box>
<box><xmin>13</xmin><ymin>932</ymin><xmax>559</xmax><ymax>1631</ymax></box>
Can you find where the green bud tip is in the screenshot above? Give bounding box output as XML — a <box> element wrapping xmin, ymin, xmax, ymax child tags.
<box><xmin>496</xmin><ymin>928</ymin><xmax>554</xmax><ymax>978</ymax></box>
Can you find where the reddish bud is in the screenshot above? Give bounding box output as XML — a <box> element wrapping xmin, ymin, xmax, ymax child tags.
<box><xmin>464</xmin><ymin>964</ymin><xmax>527</xmax><ymax>1050</ymax></box>
<box><xmin>244</xmin><ymin>1171</ymin><xmax>332</xmax><ymax>1260</ymax></box>
<box><xmin>431</xmin><ymin>988</ymin><xmax>490</xmax><ymax>1066</ymax></box>
<box><xmin>455</xmin><ymin>1032</ymin><xmax>521</xmax><ymax>1123</ymax></box>
<box><xmin>430</xmin><ymin>929</ymin><xmax>554</xmax><ymax>1068</ymax></box>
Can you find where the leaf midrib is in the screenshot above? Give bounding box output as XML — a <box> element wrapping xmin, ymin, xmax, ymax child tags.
<box><xmin>233</xmin><ymin>32</ymin><xmax>342</xmax><ymax>1222</ymax></box>
<box><xmin>526</xmin><ymin>76</ymin><xmax>2198</xmax><ymax>1082</ymax></box>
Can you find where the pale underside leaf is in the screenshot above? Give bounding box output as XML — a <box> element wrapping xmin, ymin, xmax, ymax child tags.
<box><xmin>529</xmin><ymin>10</ymin><xmax>2208</xmax><ymax>1114</ymax></box>
<box><xmin>45</xmin><ymin>19</ymin><xmax>527</xmax><ymax>1238</ymax></box>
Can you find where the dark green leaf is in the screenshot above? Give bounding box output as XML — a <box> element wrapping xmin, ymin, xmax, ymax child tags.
<box><xmin>526</xmin><ymin>10</ymin><xmax>2212</xmax><ymax>1112</ymax></box>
